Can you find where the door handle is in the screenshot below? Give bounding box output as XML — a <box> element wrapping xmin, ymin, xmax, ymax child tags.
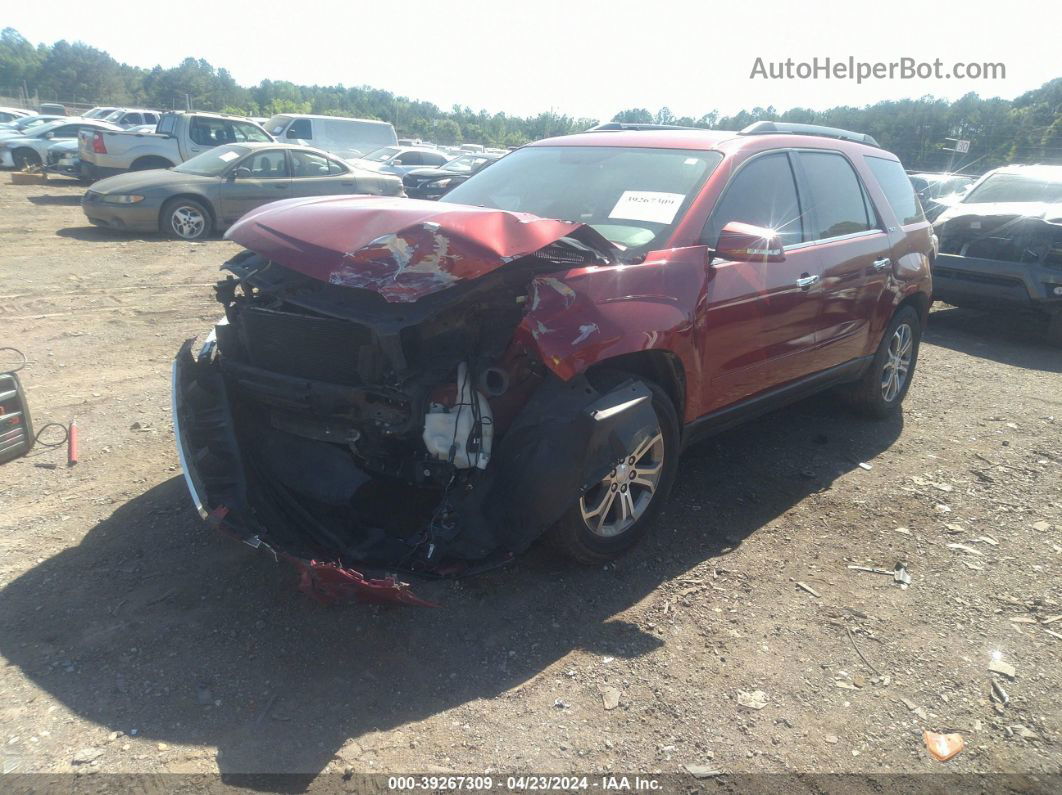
<box><xmin>872</xmin><ymin>257</ymin><xmax>892</xmax><ymax>271</ymax></box>
<box><xmin>272</xmin><ymin>183</ymin><xmax>286</xmax><ymax>189</ymax></box>
<box><xmin>795</xmin><ymin>274</ymin><xmax>820</xmax><ymax>289</ymax></box>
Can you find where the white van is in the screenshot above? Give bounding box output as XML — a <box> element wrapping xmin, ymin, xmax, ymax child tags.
<box><xmin>265</xmin><ymin>114</ymin><xmax>398</xmax><ymax>159</ymax></box>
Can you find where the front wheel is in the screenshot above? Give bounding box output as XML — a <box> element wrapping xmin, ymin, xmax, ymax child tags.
<box><xmin>844</xmin><ymin>305</ymin><xmax>922</xmax><ymax>418</ymax></box>
<box><xmin>548</xmin><ymin>374</ymin><xmax>680</xmax><ymax>564</ymax></box>
<box><xmin>161</xmin><ymin>198</ymin><xmax>212</xmax><ymax>241</ymax></box>
<box><xmin>13</xmin><ymin>149</ymin><xmax>42</xmax><ymax>170</ymax></box>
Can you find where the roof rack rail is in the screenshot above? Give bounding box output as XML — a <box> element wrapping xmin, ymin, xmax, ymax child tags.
<box><xmin>587</xmin><ymin>122</ymin><xmax>699</xmax><ymax>132</ymax></box>
<box><xmin>739</xmin><ymin>121</ymin><xmax>880</xmax><ymax>147</ymax></box>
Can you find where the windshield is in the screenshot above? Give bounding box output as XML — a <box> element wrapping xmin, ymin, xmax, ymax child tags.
<box><xmin>26</xmin><ymin>121</ymin><xmax>66</xmax><ymax>138</ymax></box>
<box><xmin>265</xmin><ymin>115</ymin><xmax>291</xmax><ymax>136</ymax></box>
<box><xmin>964</xmin><ymin>172</ymin><xmax>1062</xmax><ymax>204</ymax></box>
<box><xmin>442</xmin><ymin>154</ymin><xmax>490</xmax><ymax>173</ymax></box>
<box><xmin>363</xmin><ymin>146</ymin><xmax>399</xmax><ymax>162</ymax></box>
<box><xmin>13</xmin><ymin>117</ymin><xmax>54</xmax><ymax>131</ymax></box>
<box><xmin>442</xmin><ymin>145</ymin><xmax>723</xmax><ymax>253</ymax></box>
<box><xmin>173</xmin><ymin>145</ymin><xmax>250</xmax><ymax>176</ymax></box>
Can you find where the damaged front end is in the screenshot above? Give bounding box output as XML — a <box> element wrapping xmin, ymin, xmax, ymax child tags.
<box><xmin>933</xmin><ymin>202</ymin><xmax>1062</xmax><ymax>310</ymax></box>
<box><xmin>172</xmin><ymin>200</ymin><xmax>660</xmax><ymax>604</ymax></box>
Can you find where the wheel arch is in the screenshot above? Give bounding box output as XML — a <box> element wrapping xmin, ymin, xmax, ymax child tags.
<box><xmin>584</xmin><ymin>350</ymin><xmax>687</xmax><ymax>421</ymax></box>
<box><xmin>159</xmin><ymin>193</ymin><xmax>216</xmax><ymax>230</ymax></box>
<box><xmin>897</xmin><ymin>290</ymin><xmax>931</xmax><ymax>326</ymax></box>
<box><xmin>131</xmin><ymin>155</ymin><xmax>175</xmax><ymax>171</ymax></box>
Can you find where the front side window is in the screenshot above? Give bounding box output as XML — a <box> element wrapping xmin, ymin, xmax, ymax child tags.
<box><xmin>704</xmin><ymin>152</ymin><xmax>804</xmax><ymax>246</ymax></box>
<box><xmin>124</xmin><ymin>113</ymin><xmax>142</xmax><ymax>125</ymax></box>
<box><xmin>232</xmin><ymin>121</ymin><xmax>271</xmax><ymax>143</ymax></box>
<box><xmin>444</xmin><ymin>145</ymin><xmax>723</xmax><ymax>255</ymax></box>
<box><xmin>245</xmin><ymin>150</ymin><xmax>289</xmax><ymax>178</ymax></box>
<box><xmin>866</xmin><ymin>155</ymin><xmax>924</xmax><ymax>226</ymax></box>
<box><xmin>421</xmin><ymin>151</ymin><xmax>449</xmax><ymax>166</ymax></box>
<box><xmin>799</xmin><ymin>151</ymin><xmax>874</xmax><ymax>239</ymax></box>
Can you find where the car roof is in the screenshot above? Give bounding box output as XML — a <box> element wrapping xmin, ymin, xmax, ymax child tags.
<box><xmin>528</xmin><ymin>127</ymin><xmax>892</xmax><ymax>158</ymax></box>
<box><xmin>225</xmin><ymin>142</ymin><xmax>344</xmax><ymax>156</ymax></box>
<box><xmin>269</xmin><ymin>114</ymin><xmax>391</xmax><ymax>124</ymax></box>
<box><xmin>983</xmin><ymin>163</ymin><xmax>1062</xmax><ymax>181</ymax></box>
<box><xmin>0</xmin><ymin>106</ymin><xmax>31</xmax><ymax>115</ymax></box>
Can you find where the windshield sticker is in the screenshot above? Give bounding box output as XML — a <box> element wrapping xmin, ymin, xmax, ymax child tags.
<box><xmin>217</xmin><ymin>151</ymin><xmax>240</xmax><ymax>162</ymax></box>
<box><xmin>609</xmin><ymin>191</ymin><xmax>685</xmax><ymax>225</ymax></box>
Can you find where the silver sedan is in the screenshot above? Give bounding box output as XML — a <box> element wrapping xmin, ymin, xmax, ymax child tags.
<box><xmin>81</xmin><ymin>143</ymin><xmax>404</xmax><ymax>240</ymax></box>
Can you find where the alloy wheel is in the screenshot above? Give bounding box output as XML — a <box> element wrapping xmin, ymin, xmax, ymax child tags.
<box><xmin>579</xmin><ymin>430</ymin><xmax>665</xmax><ymax>538</ymax></box>
<box><xmin>171</xmin><ymin>205</ymin><xmax>206</xmax><ymax>239</ymax></box>
<box><xmin>881</xmin><ymin>322</ymin><xmax>913</xmax><ymax>402</ymax></box>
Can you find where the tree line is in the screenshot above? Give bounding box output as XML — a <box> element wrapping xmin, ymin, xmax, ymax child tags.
<box><xmin>1</xmin><ymin>27</ymin><xmax>1058</xmax><ymax>171</ymax></box>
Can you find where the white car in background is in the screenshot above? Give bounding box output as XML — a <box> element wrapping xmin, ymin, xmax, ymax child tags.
<box><xmin>0</xmin><ymin>115</ymin><xmax>64</xmax><ymax>135</ymax></box>
<box><xmin>0</xmin><ymin>118</ymin><xmax>122</xmax><ymax>169</ymax></box>
<box><xmin>265</xmin><ymin>114</ymin><xmax>398</xmax><ymax>159</ymax></box>
<box><xmin>350</xmin><ymin>145</ymin><xmax>452</xmax><ymax>176</ymax></box>
<box><xmin>0</xmin><ymin>107</ymin><xmax>32</xmax><ymax>124</ymax></box>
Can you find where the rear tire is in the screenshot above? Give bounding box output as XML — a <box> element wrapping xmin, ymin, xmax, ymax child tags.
<box><xmin>548</xmin><ymin>372</ymin><xmax>680</xmax><ymax>564</ymax></box>
<box><xmin>844</xmin><ymin>306</ymin><xmax>922</xmax><ymax>418</ymax></box>
<box><xmin>161</xmin><ymin>197</ymin><xmax>212</xmax><ymax>241</ymax></box>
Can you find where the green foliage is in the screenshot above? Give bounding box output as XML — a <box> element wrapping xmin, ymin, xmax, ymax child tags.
<box><xmin>1</xmin><ymin>27</ymin><xmax>1058</xmax><ymax>166</ymax></box>
<box><xmin>612</xmin><ymin>80</ymin><xmax>1062</xmax><ymax>172</ymax></box>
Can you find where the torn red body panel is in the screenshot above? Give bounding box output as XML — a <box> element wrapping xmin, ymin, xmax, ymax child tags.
<box><xmin>518</xmin><ymin>247</ymin><xmax>709</xmax><ymax>419</ymax></box>
<box><xmin>287</xmin><ymin>557</ymin><xmax>439</xmax><ymax>607</ymax></box>
<box><xmin>226</xmin><ymin>196</ymin><xmax>587</xmax><ymax>303</ymax></box>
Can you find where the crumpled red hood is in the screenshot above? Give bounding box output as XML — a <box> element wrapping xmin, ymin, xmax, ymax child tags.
<box><xmin>225</xmin><ymin>195</ymin><xmax>588</xmax><ymax>302</ymax></box>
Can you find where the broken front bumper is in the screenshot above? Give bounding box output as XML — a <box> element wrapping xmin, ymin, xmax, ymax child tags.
<box><xmin>171</xmin><ymin>336</ymin><xmax>437</xmax><ymax>607</ymax></box>
<box><xmin>933</xmin><ymin>253</ymin><xmax>1062</xmax><ymax>311</ymax></box>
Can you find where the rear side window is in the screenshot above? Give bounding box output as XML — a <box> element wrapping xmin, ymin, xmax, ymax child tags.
<box><xmin>705</xmin><ymin>152</ymin><xmax>804</xmax><ymax>246</ymax></box>
<box><xmin>866</xmin><ymin>155</ymin><xmax>924</xmax><ymax>225</ymax></box>
<box><xmin>287</xmin><ymin>118</ymin><xmax>312</xmax><ymax>139</ymax></box>
<box><xmin>799</xmin><ymin>151</ymin><xmax>874</xmax><ymax>239</ymax></box>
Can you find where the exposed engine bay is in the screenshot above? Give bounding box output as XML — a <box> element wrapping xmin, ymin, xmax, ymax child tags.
<box><xmin>173</xmin><ymin>224</ymin><xmax>660</xmax><ymax>602</ymax></box>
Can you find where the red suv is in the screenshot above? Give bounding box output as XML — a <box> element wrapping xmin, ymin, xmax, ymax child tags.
<box><xmin>173</xmin><ymin>121</ymin><xmax>932</xmax><ymax>604</ymax></box>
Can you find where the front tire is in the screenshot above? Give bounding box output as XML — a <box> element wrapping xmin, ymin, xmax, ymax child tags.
<box><xmin>845</xmin><ymin>305</ymin><xmax>922</xmax><ymax>418</ymax></box>
<box><xmin>161</xmin><ymin>198</ymin><xmax>212</xmax><ymax>241</ymax></box>
<box><xmin>548</xmin><ymin>373</ymin><xmax>680</xmax><ymax>564</ymax></box>
<box><xmin>13</xmin><ymin>149</ymin><xmax>41</xmax><ymax>170</ymax></box>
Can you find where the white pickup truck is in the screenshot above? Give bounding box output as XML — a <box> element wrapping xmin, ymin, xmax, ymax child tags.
<box><xmin>78</xmin><ymin>111</ymin><xmax>273</xmax><ymax>181</ymax></box>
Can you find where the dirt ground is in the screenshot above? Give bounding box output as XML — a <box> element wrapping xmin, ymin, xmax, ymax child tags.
<box><xmin>0</xmin><ymin>176</ymin><xmax>1060</xmax><ymax>785</ymax></box>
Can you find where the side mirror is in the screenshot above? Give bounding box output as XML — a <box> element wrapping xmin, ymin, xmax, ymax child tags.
<box><xmin>712</xmin><ymin>221</ymin><xmax>785</xmax><ymax>264</ymax></box>
<box><xmin>232</xmin><ymin>166</ymin><xmax>252</xmax><ymax>180</ymax></box>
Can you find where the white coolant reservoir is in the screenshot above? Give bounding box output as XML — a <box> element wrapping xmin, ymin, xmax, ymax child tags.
<box><xmin>422</xmin><ymin>362</ymin><xmax>493</xmax><ymax>469</ymax></box>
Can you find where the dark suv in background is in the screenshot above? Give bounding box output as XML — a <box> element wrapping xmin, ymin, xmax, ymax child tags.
<box><xmin>932</xmin><ymin>164</ymin><xmax>1062</xmax><ymax>345</ymax></box>
<box><xmin>173</xmin><ymin>120</ymin><xmax>933</xmax><ymax>604</ymax></box>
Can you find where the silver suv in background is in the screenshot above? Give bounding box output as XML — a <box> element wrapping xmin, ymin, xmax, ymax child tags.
<box><xmin>265</xmin><ymin>114</ymin><xmax>398</xmax><ymax>160</ymax></box>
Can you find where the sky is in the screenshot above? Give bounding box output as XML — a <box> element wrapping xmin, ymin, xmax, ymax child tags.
<box><xmin>7</xmin><ymin>0</ymin><xmax>1060</xmax><ymax>120</ymax></box>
